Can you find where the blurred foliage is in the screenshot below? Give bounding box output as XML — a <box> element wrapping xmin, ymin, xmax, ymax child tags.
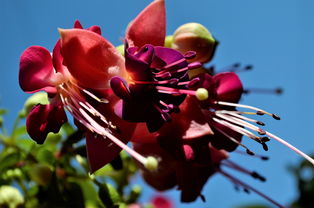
<box><xmin>0</xmin><ymin>103</ymin><xmax>152</xmax><ymax>208</ymax></box>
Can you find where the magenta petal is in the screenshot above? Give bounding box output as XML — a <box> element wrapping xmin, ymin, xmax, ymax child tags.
<box><xmin>19</xmin><ymin>46</ymin><xmax>57</xmax><ymax>94</ymax></box>
<box><xmin>214</xmin><ymin>72</ymin><xmax>243</xmax><ymax>103</ymax></box>
<box><xmin>86</xmin><ymin>133</ymin><xmax>123</xmax><ymax>173</ymax></box>
<box><xmin>126</xmin><ymin>0</ymin><xmax>166</xmax><ymax>47</ymax></box>
<box><xmin>26</xmin><ymin>103</ymin><xmax>67</xmax><ymax>144</ymax></box>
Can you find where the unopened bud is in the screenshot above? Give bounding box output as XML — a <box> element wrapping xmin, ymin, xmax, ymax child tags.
<box><xmin>172</xmin><ymin>23</ymin><xmax>217</xmax><ymax>63</ymax></box>
<box><xmin>164</xmin><ymin>35</ymin><xmax>173</xmax><ymax>48</ymax></box>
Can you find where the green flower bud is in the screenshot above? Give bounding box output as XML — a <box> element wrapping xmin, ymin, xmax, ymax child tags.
<box><xmin>164</xmin><ymin>35</ymin><xmax>173</xmax><ymax>48</ymax></box>
<box><xmin>20</xmin><ymin>92</ymin><xmax>49</xmax><ymax>118</ymax></box>
<box><xmin>0</xmin><ymin>186</ymin><xmax>24</xmax><ymax>208</ymax></box>
<box><xmin>172</xmin><ymin>22</ymin><xmax>217</xmax><ymax>63</ymax></box>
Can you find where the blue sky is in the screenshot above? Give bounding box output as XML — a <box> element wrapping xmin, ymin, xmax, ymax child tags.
<box><xmin>1</xmin><ymin>0</ymin><xmax>314</xmax><ymax>207</ymax></box>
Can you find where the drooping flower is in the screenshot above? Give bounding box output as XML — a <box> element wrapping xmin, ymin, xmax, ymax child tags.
<box><xmin>19</xmin><ymin>21</ymin><xmax>155</xmax><ymax>172</ymax></box>
<box><xmin>110</xmin><ymin>0</ymin><xmax>202</xmax><ymax>132</ymax></box>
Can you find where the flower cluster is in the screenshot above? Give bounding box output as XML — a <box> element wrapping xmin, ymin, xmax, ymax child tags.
<box><xmin>19</xmin><ymin>0</ymin><xmax>314</xmax><ymax>207</ymax></box>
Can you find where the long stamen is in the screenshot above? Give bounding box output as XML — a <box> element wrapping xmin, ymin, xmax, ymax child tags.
<box><xmin>215</xmin><ymin>113</ymin><xmax>266</xmax><ymax>136</ymax></box>
<box><xmin>234</xmin><ymin>150</ymin><xmax>269</xmax><ymax>161</ymax></box>
<box><xmin>219</xmin><ymin>170</ymin><xmax>286</xmax><ymax>208</ymax></box>
<box><xmin>243</xmin><ymin>87</ymin><xmax>283</xmax><ymax>95</ymax></box>
<box><xmin>59</xmin><ymin>83</ymin><xmax>158</xmax><ymax>171</ymax></box>
<box><xmin>213</xmin><ymin>125</ymin><xmax>255</xmax><ymax>155</ymax></box>
<box><xmin>223</xmin><ymin>160</ymin><xmax>266</xmax><ymax>182</ymax></box>
<box><xmin>265</xmin><ymin>131</ymin><xmax>314</xmax><ymax>166</ymax></box>
<box><xmin>216</xmin><ymin>110</ymin><xmax>265</xmax><ymax>126</ymax></box>
<box><xmin>213</xmin><ymin>117</ymin><xmax>261</xmax><ymax>142</ymax></box>
<box><xmin>215</xmin><ymin>101</ymin><xmax>280</xmax><ymax>120</ymax></box>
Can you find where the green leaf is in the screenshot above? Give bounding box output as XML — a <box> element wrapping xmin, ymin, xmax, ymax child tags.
<box><xmin>0</xmin><ymin>152</ymin><xmax>20</xmax><ymax>173</ymax></box>
<box><xmin>98</xmin><ymin>183</ymin><xmax>121</xmax><ymax>207</ymax></box>
<box><xmin>36</xmin><ymin>149</ymin><xmax>55</xmax><ymax>165</ymax></box>
<box><xmin>73</xmin><ymin>178</ymin><xmax>104</xmax><ymax>208</ymax></box>
<box><xmin>16</xmin><ymin>139</ymin><xmax>34</xmax><ymax>152</ymax></box>
<box><xmin>0</xmin><ymin>109</ymin><xmax>7</xmax><ymax>115</ymax></box>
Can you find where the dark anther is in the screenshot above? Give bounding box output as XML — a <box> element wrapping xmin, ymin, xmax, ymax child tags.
<box><xmin>256</xmin><ymin>121</ymin><xmax>265</xmax><ymax>126</ymax></box>
<box><xmin>275</xmin><ymin>88</ymin><xmax>283</xmax><ymax>95</ymax></box>
<box><xmin>272</xmin><ymin>114</ymin><xmax>281</xmax><ymax>120</ymax></box>
<box><xmin>233</xmin><ymin>63</ymin><xmax>240</xmax><ymax>68</ymax></box>
<box><xmin>243</xmin><ymin>188</ymin><xmax>250</xmax><ymax>194</ymax></box>
<box><xmin>200</xmin><ymin>194</ymin><xmax>206</xmax><ymax>202</ymax></box>
<box><xmin>262</xmin><ymin>143</ymin><xmax>269</xmax><ymax>151</ymax></box>
<box><xmin>260</xmin><ymin>137</ymin><xmax>270</xmax><ymax>142</ymax></box>
<box><xmin>246</xmin><ymin>149</ymin><xmax>255</xmax><ymax>156</ymax></box>
<box><xmin>258</xmin><ymin>129</ymin><xmax>266</xmax><ymax>135</ymax></box>
<box><xmin>245</xmin><ymin>65</ymin><xmax>253</xmax><ymax>70</ymax></box>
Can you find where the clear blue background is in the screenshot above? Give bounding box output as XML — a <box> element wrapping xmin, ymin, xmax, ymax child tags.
<box><xmin>1</xmin><ymin>0</ymin><xmax>314</xmax><ymax>207</ymax></box>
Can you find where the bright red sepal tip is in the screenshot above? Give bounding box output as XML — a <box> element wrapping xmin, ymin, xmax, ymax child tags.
<box><xmin>126</xmin><ymin>0</ymin><xmax>166</xmax><ymax>48</ymax></box>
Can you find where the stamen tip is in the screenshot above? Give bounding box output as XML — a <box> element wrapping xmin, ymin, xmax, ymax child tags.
<box><xmin>196</xmin><ymin>88</ymin><xmax>208</xmax><ymax>101</ymax></box>
<box><xmin>246</xmin><ymin>149</ymin><xmax>255</xmax><ymax>156</ymax></box>
<box><xmin>144</xmin><ymin>156</ymin><xmax>159</xmax><ymax>171</ymax></box>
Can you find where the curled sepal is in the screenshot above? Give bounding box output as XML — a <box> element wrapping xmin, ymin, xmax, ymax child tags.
<box><xmin>214</xmin><ymin>72</ymin><xmax>243</xmax><ymax>103</ymax></box>
<box><xmin>19</xmin><ymin>46</ymin><xmax>57</xmax><ymax>94</ymax></box>
<box><xmin>26</xmin><ymin>103</ymin><xmax>67</xmax><ymax>144</ymax></box>
<box><xmin>126</xmin><ymin>0</ymin><xmax>166</xmax><ymax>47</ymax></box>
<box><xmin>59</xmin><ymin>29</ymin><xmax>125</xmax><ymax>89</ymax></box>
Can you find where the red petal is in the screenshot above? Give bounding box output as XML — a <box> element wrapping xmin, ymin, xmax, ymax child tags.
<box><xmin>59</xmin><ymin>29</ymin><xmax>126</xmax><ymax>89</ymax></box>
<box><xmin>214</xmin><ymin>72</ymin><xmax>243</xmax><ymax>103</ymax></box>
<box><xmin>26</xmin><ymin>102</ymin><xmax>67</xmax><ymax>144</ymax></box>
<box><xmin>86</xmin><ymin>133</ymin><xmax>124</xmax><ymax>173</ymax></box>
<box><xmin>19</xmin><ymin>46</ymin><xmax>57</xmax><ymax>94</ymax></box>
<box><xmin>126</xmin><ymin>0</ymin><xmax>166</xmax><ymax>47</ymax></box>
<box><xmin>131</xmin><ymin>123</ymin><xmax>159</xmax><ymax>143</ymax></box>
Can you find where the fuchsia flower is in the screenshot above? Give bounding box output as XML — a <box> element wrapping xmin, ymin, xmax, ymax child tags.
<box><xmin>111</xmin><ymin>0</ymin><xmax>202</xmax><ymax>132</ymax></box>
<box><xmin>19</xmin><ymin>21</ymin><xmax>140</xmax><ymax>172</ymax></box>
<box><xmin>117</xmin><ymin>0</ymin><xmax>314</xmax><ymax>206</ymax></box>
<box><xmin>19</xmin><ymin>0</ymin><xmax>314</xmax><ymax>207</ymax></box>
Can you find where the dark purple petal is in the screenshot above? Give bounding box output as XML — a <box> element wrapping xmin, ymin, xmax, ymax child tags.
<box><xmin>125</xmin><ymin>45</ymin><xmax>154</xmax><ymax>81</ymax></box>
<box><xmin>26</xmin><ymin>102</ymin><xmax>67</xmax><ymax>144</ymax></box>
<box><xmin>19</xmin><ymin>46</ymin><xmax>57</xmax><ymax>94</ymax></box>
<box><xmin>110</xmin><ymin>76</ymin><xmax>131</xmax><ymax>100</ymax></box>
